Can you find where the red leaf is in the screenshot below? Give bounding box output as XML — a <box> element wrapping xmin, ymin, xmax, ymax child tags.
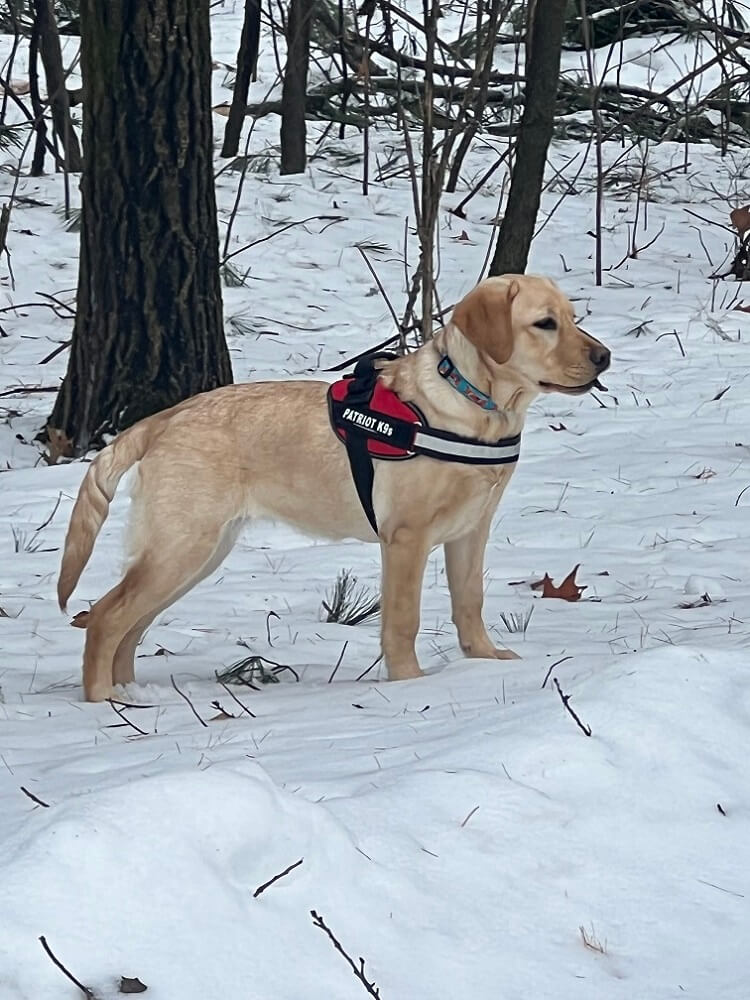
<box><xmin>541</xmin><ymin>564</ymin><xmax>587</xmax><ymax>602</ymax></box>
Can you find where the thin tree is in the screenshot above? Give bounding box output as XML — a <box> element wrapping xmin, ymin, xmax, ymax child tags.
<box><xmin>47</xmin><ymin>0</ymin><xmax>232</xmax><ymax>456</ymax></box>
<box><xmin>280</xmin><ymin>0</ymin><xmax>313</xmax><ymax>175</ymax></box>
<box><xmin>489</xmin><ymin>0</ymin><xmax>567</xmax><ymax>276</ymax></box>
<box><xmin>31</xmin><ymin>0</ymin><xmax>82</xmax><ymax>171</ymax></box>
<box><xmin>221</xmin><ymin>0</ymin><xmax>262</xmax><ymax>158</ymax></box>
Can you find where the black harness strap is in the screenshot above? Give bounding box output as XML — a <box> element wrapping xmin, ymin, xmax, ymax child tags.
<box><xmin>338</xmin><ymin>353</ymin><xmax>396</xmax><ymax>534</ymax></box>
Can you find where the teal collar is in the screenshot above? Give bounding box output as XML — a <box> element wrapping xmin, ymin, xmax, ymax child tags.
<box><xmin>437</xmin><ymin>356</ymin><xmax>497</xmax><ymax>411</ymax></box>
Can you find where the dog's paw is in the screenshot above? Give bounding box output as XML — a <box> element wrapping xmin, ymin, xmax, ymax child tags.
<box><xmin>491</xmin><ymin>647</ymin><xmax>520</xmax><ymax>660</ymax></box>
<box><xmin>461</xmin><ymin>638</ymin><xmax>520</xmax><ymax>660</ymax></box>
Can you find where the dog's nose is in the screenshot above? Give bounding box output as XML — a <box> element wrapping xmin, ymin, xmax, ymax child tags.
<box><xmin>589</xmin><ymin>345</ymin><xmax>610</xmax><ymax>372</ymax></box>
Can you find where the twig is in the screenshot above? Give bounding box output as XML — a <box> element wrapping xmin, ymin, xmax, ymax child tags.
<box><xmin>223</xmin><ymin>215</ymin><xmax>345</xmax><ymax>263</ymax></box>
<box><xmin>170</xmin><ymin>674</ymin><xmax>207</xmax><ymax>727</ymax></box>
<box><xmin>552</xmin><ymin>677</ymin><xmax>592</xmax><ymax>737</ymax></box>
<box><xmin>215</xmin><ymin>676</ymin><xmax>256</xmax><ymax>718</ymax></box>
<box><xmin>38</xmin><ymin>936</ymin><xmax>96</xmax><ymax>999</ymax></box>
<box><xmin>356</xmin><ymin>653</ymin><xmax>383</xmax><ymax>681</ymax></box>
<box><xmin>0</xmin><ymin>301</ymin><xmax>71</xmax><ymax>316</ymax></box>
<box><xmin>655</xmin><ymin>330</ymin><xmax>686</xmax><ymax>358</ymax></box>
<box><xmin>683</xmin><ymin>208</ymin><xmax>736</xmax><ymax>235</ymax></box>
<box><xmin>328</xmin><ymin>641</ymin><xmax>348</xmax><ymax>683</ymax></box>
<box><xmin>325</xmin><ymin>332</ymin><xmax>401</xmax><ymax>372</ymax></box>
<box><xmin>253</xmin><ymin>857</ymin><xmax>304</xmax><ymax>898</ymax></box>
<box><xmin>107</xmin><ymin>699</ymin><xmax>148</xmax><ymax>737</ymax></box>
<box><xmin>37</xmin><ymin>290</ymin><xmax>76</xmax><ymax>315</ymax></box>
<box><xmin>541</xmin><ymin>655</ymin><xmax>573</xmax><ymax>689</ymax></box>
<box><xmin>0</xmin><ymin>384</ymin><xmax>58</xmax><ymax>398</ymax></box>
<box><xmin>696</xmin><ymin>878</ymin><xmax>744</xmax><ymax>898</ymax></box>
<box><xmin>35</xmin><ymin>492</ymin><xmax>62</xmax><ymax>532</ymax></box>
<box><xmin>20</xmin><ymin>785</ymin><xmax>49</xmax><ymax>808</ymax></box>
<box><xmin>460</xmin><ymin>805</ymin><xmax>479</xmax><ymax>827</ymax></box>
<box><xmin>355</xmin><ymin>244</ymin><xmax>402</xmax><ymax>335</ymax></box>
<box><xmin>39</xmin><ymin>339</ymin><xmax>71</xmax><ymax>364</ymax></box>
<box><xmin>266</xmin><ymin>610</ymin><xmax>280</xmax><ymax>646</ymax></box>
<box><xmin>310</xmin><ymin>909</ymin><xmax>381</xmax><ymax>998</ymax></box>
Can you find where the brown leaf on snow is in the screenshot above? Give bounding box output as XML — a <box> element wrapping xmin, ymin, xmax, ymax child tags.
<box><xmin>730</xmin><ymin>205</ymin><xmax>750</xmax><ymax>236</ymax></box>
<box><xmin>119</xmin><ymin>976</ymin><xmax>148</xmax><ymax>994</ymax></box>
<box><xmin>209</xmin><ymin>700</ymin><xmax>235</xmax><ymax>721</ymax></box>
<box><xmin>539</xmin><ymin>564</ymin><xmax>587</xmax><ymax>601</ymax></box>
<box><xmin>44</xmin><ymin>426</ymin><xmax>74</xmax><ymax>465</ymax></box>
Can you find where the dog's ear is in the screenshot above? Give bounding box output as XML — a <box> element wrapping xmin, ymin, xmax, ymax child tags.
<box><xmin>452</xmin><ymin>279</ymin><xmax>520</xmax><ymax>365</ymax></box>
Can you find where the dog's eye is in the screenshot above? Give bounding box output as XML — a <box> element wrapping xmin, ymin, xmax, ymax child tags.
<box><xmin>534</xmin><ymin>317</ymin><xmax>557</xmax><ymax>331</ymax></box>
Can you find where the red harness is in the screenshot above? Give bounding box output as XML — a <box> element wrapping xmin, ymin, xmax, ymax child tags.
<box><xmin>327</xmin><ymin>354</ymin><xmax>522</xmax><ymax>534</ymax></box>
<box><xmin>328</xmin><ymin>378</ymin><xmax>425</xmax><ymax>460</ymax></box>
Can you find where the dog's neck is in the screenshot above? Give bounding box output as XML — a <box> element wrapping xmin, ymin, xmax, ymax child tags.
<box><xmin>433</xmin><ymin>323</ymin><xmax>537</xmax><ymax>420</ymax></box>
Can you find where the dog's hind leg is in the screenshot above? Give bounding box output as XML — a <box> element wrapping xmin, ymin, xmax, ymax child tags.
<box><xmin>110</xmin><ymin>519</ymin><xmax>242</xmax><ymax>689</ymax></box>
<box><xmin>82</xmin><ymin>519</ymin><xmax>242</xmax><ymax>702</ymax></box>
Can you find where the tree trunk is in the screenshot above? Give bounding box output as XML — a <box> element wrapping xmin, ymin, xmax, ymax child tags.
<box><xmin>221</xmin><ymin>0</ymin><xmax>261</xmax><ymax>158</ymax></box>
<box><xmin>31</xmin><ymin>0</ymin><xmax>82</xmax><ymax>171</ymax></box>
<box><xmin>489</xmin><ymin>0</ymin><xmax>566</xmax><ymax>276</ymax></box>
<box><xmin>28</xmin><ymin>5</ymin><xmax>48</xmax><ymax>176</ymax></box>
<box><xmin>280</xmin><ymin>0</ymin><xmax>313</xmax><ymax>175</ymax></box>
<box><xmin>47</xmin><ymin>0</ymin><xmax>232</xmax><ymax>456</ymax></box>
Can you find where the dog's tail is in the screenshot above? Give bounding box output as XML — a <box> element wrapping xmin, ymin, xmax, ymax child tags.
<box><xmin>58</xmin><ymin>421</ymin><xmax>151</xmax><ymax>612</ymax></box>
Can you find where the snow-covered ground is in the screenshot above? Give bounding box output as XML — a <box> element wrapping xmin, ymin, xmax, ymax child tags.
<box><xmin>1</xmin><ymin>6</ymin><xmax>749</xmax><ymax>999</ymax></box>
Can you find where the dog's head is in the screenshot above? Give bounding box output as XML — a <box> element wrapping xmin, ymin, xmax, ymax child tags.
<box><xmin>451</xmin><ymin>275</ymin><xmax>610</xmax><ymax>396</ymax></box>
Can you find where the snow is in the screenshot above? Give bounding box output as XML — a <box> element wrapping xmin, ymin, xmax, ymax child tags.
<box><xmin>1</xmin><ymin>6</ymin><xmax>749</xmax><ymax>999</ymax></box>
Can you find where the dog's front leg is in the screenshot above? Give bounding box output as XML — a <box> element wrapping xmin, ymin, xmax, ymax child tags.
<box><xmin>444</xmin><ymin>509</ymin><xmax>519</xmax><ymax>662</ymax></box>
<box><xmin>379</xmin><ymin>527</ymin><xmax>430</xmax><ymax>680</ymax></box>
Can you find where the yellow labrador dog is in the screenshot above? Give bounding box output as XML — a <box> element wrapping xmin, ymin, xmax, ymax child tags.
<box><xmin>58</xmin><ymin>274</ymin><xmax>610</xmax><ymax>701</ymax></box>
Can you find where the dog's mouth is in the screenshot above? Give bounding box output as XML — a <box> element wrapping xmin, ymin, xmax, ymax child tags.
<box><xmin>539</xmin><ymin>377</ymin><xmax>608</xmax><ymax>396</ymax></box>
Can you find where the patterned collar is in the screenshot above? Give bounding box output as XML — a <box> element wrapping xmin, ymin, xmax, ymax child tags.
<box><xmin>437</xmin><ymin>356</ymin><xmax>497</xmax><ymax>411</ymax></box>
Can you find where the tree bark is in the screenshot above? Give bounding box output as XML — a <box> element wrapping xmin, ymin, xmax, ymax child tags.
<box><xmin>31</xmin><ymin>0</ymin><xmax>82</xmax><ymax>171</ymax></box>
<box><xmin>280</xmin><ymin>0</ymin><xmax>313</xmax><ymax>175</ymax></box>
<box><xmin>489</xmin><ymin>0</ymin><xmax>567</xmax><ymax>276</ymax></box>
<box><xmin>47</xmin><ymin>0</ymin><xmax>232</xmax><ymax>455</ymax></box>
<box><xmin>221</xmin><ymin>0</ymin><xmax>261</xmax><ymax>158</ymax></box>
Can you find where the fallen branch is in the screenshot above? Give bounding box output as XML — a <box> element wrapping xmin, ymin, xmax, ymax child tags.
<box><xmin>0</xmin><ymin>384</ymin><xmax>58</xmax><ymax>397</ymax></box>
<box><xmin>39</xmin><ymin>935</ymin><xmax>97</xmax><ymax>999</ymax></box>
<box><xmin>107</xmin><ymin>699</ymin><xmax>148</xmax><ymax>737</ymax></box>
<box><xmin>39</xmin><ymin>340</ymin><xmax>71</xmax><ymax>364</ymax></box>
<box><xmin>552</xmin><ymin>677</ymin><xmax>592</xmax><ymax>737</ymax></box>
<box><xmin>541</xmin><ymin>655</ymin><xmax>573</xmax><ymax>690</ymax></box>
<box><xmin>170</xmin><ymin>674</ymin><xmax>207</xmax><ymax>727</ymax></box>
<box><xmin>215</xmin><ymin>676</ymin><xmax>257</xmax><ymax>718</ymax></box>
<box><xmin>253</xmin><ymin>857</ymin><xmax>304</xmax><ymax>898</ymax></box>
<box><xmin>20</xmin><ymin>785</ymin><xmax>49</xmax><ymax>808</ymax></box>
<box><xmin>310</xmin><ymin>909</ymin><xmax>381</xmax><ymax>998</ymax></box>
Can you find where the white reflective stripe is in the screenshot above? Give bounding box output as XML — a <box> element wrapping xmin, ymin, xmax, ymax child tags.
<box><xmin>412</xmin><ymin>430</ymin><xmax>519</xmax><ymax>462</ymax></box>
